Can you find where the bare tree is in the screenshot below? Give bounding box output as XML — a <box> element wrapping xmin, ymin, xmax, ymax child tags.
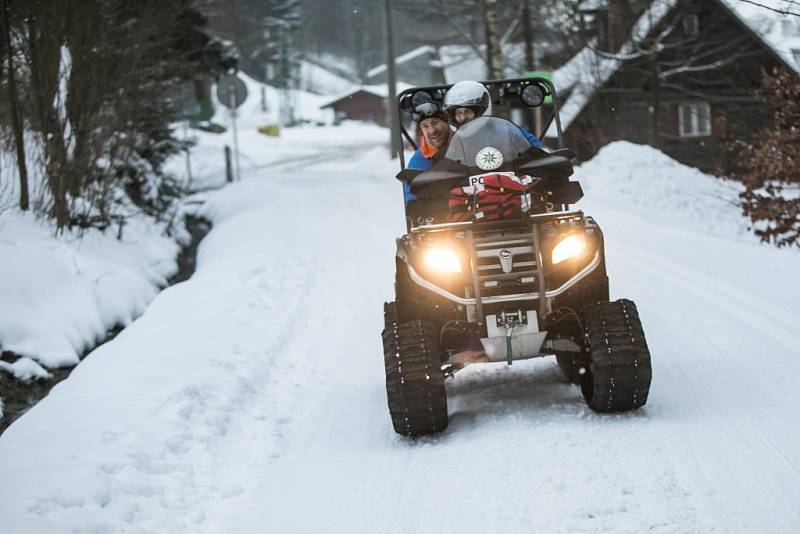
<box><xmin>1</xmin><ymin>0</ymin><xmax>29</xmax><ymax>210</ymax></box>
<box><xmin>394</xmin><ymin>0</ymin><xmax>508</xmax><ymax>77</ymax></box>
<box><xmin>0</xmin><ymin>0</ymin><xmax>228</xmax><ymax>231</ymax></box>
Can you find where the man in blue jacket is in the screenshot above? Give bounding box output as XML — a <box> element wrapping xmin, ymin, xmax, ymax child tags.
<box><xmin>404</xmin><ymin>102</ymin><xmax>453</xmax><ymax>203</ymax></box>
<box><xmin>407</xmin><ymin>102</ymin><xmax>452</xmax><ymax>172</ymax></box>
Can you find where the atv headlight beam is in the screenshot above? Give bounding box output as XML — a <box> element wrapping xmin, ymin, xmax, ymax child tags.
<box><xmin>551</xmin><ymin>234</ymin><xmax>587</xmax><ymax>265</ymax></box>
<box><xmin>423</xmin><ymin>247</ymin><xmax>462</xmax><ymax>273</ymax></box>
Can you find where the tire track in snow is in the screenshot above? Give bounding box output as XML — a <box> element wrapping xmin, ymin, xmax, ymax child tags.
<box><xmin>644</xmin><ymin>306</ymin><xmax>800</xmax><ymax>531</ymax></box>
<box><xmin>612</xmin><ymin>242</ymin><xmax>800</xmax><ymax>472</ymax></box>
<box><xmin>173</xmin><ymin>157</ymin><xmax>401</xmax><ymax>533</ymax></box>
<box><xmin>613</xmin><ymin>240</ymin><xmax>800</xmax><ymax>354</ymax></box>
<box><xmin>608</xmin><ymin>243</ymin><xmax>800</xmax><ymax>531</ymax></box>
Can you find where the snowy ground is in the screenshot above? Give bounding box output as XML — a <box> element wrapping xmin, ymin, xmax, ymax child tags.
<box><xmin>165</xmin><ymin>71</ymin><xmax>381</xmax><ymax>193</ymax></box>
<box><xmin>0</xmin><ymin>74</ymin><xmax>369</xmax><ymax>426</ymax></box>
<box><xmin>0</xmin><ymin>212</ymin><xmax>183</xmax><ymax>374</ymax></box>
<box><xmin>2</xmin><ymin>128</ymin><xmax>799</xmax><ymax>533</ymax></box>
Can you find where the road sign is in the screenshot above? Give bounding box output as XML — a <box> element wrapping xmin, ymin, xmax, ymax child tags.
<box><xmin>217</xmin><ymin>75</ymin><xmax>248</xmax><ymax>109</ymax></box>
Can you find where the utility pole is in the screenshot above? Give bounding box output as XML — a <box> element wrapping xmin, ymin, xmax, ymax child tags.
<box><xmin>521</xmin><ymin>0</ymin><xmax>542</xmax><ymax>136</ymax></box>
<box><xmin>265</xmin><ymin>16</ymin><xmax>296</xmax><ymax>126</ymax></box>
<box><xmin>522</xmin><ymin>0</ymin><xmax>534</xmax><ymax>72</ymax></box>
<box><xmin>384</xmin><ymin>0</ymin><xmax>400</xmax><ymax>159</ymax></box>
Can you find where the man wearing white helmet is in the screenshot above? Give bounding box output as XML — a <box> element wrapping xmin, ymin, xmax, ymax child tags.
<box><xmin>443</xmin><ymin>80</ymin><xmax>542</xmax><ymax>148</ymax></box>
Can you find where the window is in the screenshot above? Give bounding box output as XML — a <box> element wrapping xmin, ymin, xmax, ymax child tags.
<box><xmin>682</xmin><ymin>14</ymin><xmax>699</xmax><ymax>36</ymax></box>
<box><xmin>793</xmin><ymin>49</ymin><xmax>800</xmax><ymax>69</ymax></box>
<box><xmin>679</xmin><ymin>102</ymin><xmax>711</xmax><ymax>137</ymax></box>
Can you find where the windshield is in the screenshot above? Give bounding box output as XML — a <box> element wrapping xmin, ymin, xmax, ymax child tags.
<box><xmin>444</xmin><ymin>116</ymin><xmax>532</xmax><ymax>167</ymax></box>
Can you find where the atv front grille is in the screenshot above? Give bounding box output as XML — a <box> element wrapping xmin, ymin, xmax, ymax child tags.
<box><xmin>469</xmin><ymin>226</ymin><xmax>540</xmax><ymax>297</ymax></box>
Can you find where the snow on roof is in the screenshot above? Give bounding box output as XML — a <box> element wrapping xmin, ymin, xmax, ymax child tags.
<box><xmin>366</xmin><ymin>46</ymin><xmax>437</xmax><ymax>79</ymax></box>
<box><xmin>318</xmin><ymin>83</ymin><xmax>414</xmax><ymax>109</ymax></box>
<box><xmin>578</xmin><ymin>0</ymin><xmax>609</xmax><ymax>11</ymax></box>
<box><xmin>720</xmin><ymin>0</ymin><xmax>800</xmax><ymax>72</ymax></box>
<box><xmin>298</xmin><ymin>60</ymin><xmax>355</xmax><ymax>96</ymax></box>
<box><xmin>438</xmin><ymin>42</ymin><xmax>549</xmax><ymax>82</ymax></box>
<box><xmin>439</xmin><ymin>44</ymin><xmax>487</xmax><ymax>82</ymax></box>
<box><xmin>546</xmin><ymin>0</ymin><xmax>800</xmax><ymax>139</ymax></box>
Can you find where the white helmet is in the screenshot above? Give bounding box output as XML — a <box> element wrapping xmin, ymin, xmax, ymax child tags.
<box><xmin>443</xmin><ymin>81</ymin><xmax>492</xmax><ymax>126</ymax></box>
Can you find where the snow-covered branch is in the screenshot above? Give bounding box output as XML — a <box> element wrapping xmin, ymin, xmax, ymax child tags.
<box><xmin>736</xmin><ymin>0</ymin><xmax>800</xmax><ymax>17</ymax></box>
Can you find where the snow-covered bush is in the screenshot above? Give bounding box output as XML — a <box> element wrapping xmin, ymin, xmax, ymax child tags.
<box><xmin>731</xmin><ymin>68</ymin><xmax>800</xmax><ymax>248</ymax></box>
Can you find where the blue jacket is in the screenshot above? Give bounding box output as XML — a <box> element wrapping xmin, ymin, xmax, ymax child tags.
<box><xmin>403</xmin><ymin>129</ymin><xmax>542</xmax><ymax>203</ymax></box>
<box><xmin>404</xmin><ymin>150</ymin><xmax>432</xmax><ymax>202</ymax></box>
<box><xmin>522</xmin><ymin>129</ymin><xmax>543</xmax><ymax>149</ymax></box>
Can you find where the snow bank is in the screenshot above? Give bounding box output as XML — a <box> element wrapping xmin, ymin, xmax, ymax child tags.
<box><xmin>0</xmin><ymin>138</ymin><xmax>400</xmax><ymax>534</ymax></box>
<box><xmin>0</xmin><ymin>211</ymin><xmax>182</xmax><ymax>369</ymax></box>
<box><xmin>575</xmin><ymin>141</ymin><xmax>749</xmax><ymax>240</ymax></box>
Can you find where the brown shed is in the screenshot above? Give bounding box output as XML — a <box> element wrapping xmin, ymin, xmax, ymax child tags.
<box><xmin>319</xmin><ymin>84</ymin><xmax>412</xmax><ymax>126</ymax></box>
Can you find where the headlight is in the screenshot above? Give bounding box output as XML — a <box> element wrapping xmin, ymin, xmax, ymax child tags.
<box><xmin>551</xmin><ymin>234</ymin><xmax>586</xmax><ymax>264</ymax></box>
<box><xmin>423</xmin><ymin>248</ymin><xmax>462</xmax><ymax>273</ymax></box>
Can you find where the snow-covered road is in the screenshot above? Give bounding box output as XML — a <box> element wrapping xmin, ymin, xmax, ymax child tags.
<box><xmin>2</xmin><ymin>133</ymin><xmax>799</xmax><ymax>533</ymax></box>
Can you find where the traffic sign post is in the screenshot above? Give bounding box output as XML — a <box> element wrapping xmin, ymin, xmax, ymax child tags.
<box><xmin>217</xmin><ymin>74</ymin><xmax>248</xmax><ymax>182</ymax></box>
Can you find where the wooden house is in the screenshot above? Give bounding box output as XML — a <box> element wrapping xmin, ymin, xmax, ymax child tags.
<box><xmin>546</xmin><ymin>0</ymin><xmax>800</xmax><ymax>172</ymax></box>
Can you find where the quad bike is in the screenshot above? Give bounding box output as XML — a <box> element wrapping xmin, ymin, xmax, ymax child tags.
<box><xmin>383</xmin><ymin>77</ymin><xmax>652</xmax><ymax>437</ymax></box>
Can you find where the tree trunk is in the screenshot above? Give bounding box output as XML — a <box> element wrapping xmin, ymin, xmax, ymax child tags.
<box><xmin>2</xmin><ymin>0</ymin><xmax>30</xmax><ymax>211</ymax></box>
<box><xmin>26</xmin><ymin>1</ymin><xmax>69</xmax><ymax>228</ymax></box>
<box><xmin>650</xmin><ymin>56</ymin><xmax>661</xmax><ymax>147</ymax></box>
<box><xmin>480</xmin><ymin>0</ymin><xmax>502</xmax><ymax>78</ymax></box>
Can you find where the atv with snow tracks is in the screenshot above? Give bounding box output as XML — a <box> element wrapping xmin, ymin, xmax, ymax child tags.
<box><xmin>382</xmin><ymin>78</ymin><xmax>652</xmax><ymax>437</ymax></box>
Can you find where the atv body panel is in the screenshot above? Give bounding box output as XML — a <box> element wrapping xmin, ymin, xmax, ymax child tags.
<box><xmin>382</xmin><ymin>78</ymin><xmax>651</xmax><ymax>436</ymax></box>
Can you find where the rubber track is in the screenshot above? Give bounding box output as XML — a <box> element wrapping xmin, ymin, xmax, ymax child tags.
<box><xmin>382</xmin><ymin>302</ymin><xmax>448</xmax><ymax>436</ymax></box>
<box><xmin>581</xmin><ymin>299</ymin><xmax>652</xmax><ymax>412</ymax></box>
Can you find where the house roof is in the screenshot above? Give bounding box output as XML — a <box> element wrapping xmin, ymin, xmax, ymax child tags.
<box><xmin>366</xmin><ymin>46</ymin><xmax>437</xmax><ymax>79</ymax></box>
<box><xmin>720</xmin><ymin>0</ymin><xmax>800</xmax><ymax>71</ymax></box>
<box><xmin>545</xmin><ymin>0</ymin><xmax>800</xmax><ymax>139</ymax></box>
<box><xmin>438</xmin><ymin>41</ymin><xmax>560</xmax><ymax>82</ymax></box>
<box><xmin>318</xmin><ymin>83</ymin><xmax>414</xmax><ymax>109</ymax></box>
<box><xmin>578</xmin><ymin>0</ymin><xmax>609</xmax><ymax>11</ymax></box>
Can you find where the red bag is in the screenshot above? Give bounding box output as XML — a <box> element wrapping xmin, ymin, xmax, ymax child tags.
<box><xmin>448</xmin><ymin>173</ymin><xmax>535</xmax><ymax>222</ymax></box>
